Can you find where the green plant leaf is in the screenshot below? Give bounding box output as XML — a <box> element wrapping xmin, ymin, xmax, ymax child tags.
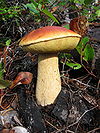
<box><xmin>6</xmin><ymin>39</ymin><xmax>11</xmax><ymax>46</ymax></box>
<box><xmin>74</xmin><ymin>0</ymin><xmax>85</xmax><ymax>5</ymax></box>
<box><xmin>96</xmin><ymin>9</ymin><xmax>100</xmax><ymax>17</ymax></box>
<box><xmin>66</xmin><ymin>62</ymin><xmax>82</xmax><ymax>69</ymax></box>
<box><xmin>38</xmin><ymin>3</ymin><xmax>42</xmax><ymax>10</ymax></box>
<box><xmin>38</xmin><ymin>0</ymin><xmax>43</xmax><ymax>4</ymax></box>
<box><xmin>81</xmin><ymin>36</ymin><xmax>89</xmax><ymax>44</ymax></box>
<box><xmin>24</xmin><ymin>3</ymin><xmax>40</xmax><ymax>14</ymax></box>
<box><xmin>63</xmin><ymin>24</ymin><xmax>70</xmax><ymax>29</ymax></box>
<box><xmin>83</xmin><ymin>44</ymin><xmax>94</xmax><ymax>61</ymax></box>
<box><xmin>42</xmin><ymin>9</ymin><xmax>59</xmax><ymax>24</ymax></box>
<box><xmin>76</xmin><ymin>36</ymin><xmax>89</xmax><ymax>54</ymax></box>
<box><xmin>30</xmin><ymin>0</ymin><xmax>38</xmax><ymax>7</ymax></box>
<box><xmin>0</xmin><ymin>79</ymin><xmax>11</xmax><ymax>89</ymax></box>
<box><xmin>59</xmin><ymin>53</ymin><xmax>72</xmax><ymax>59</ymax></box>
<box><xmin>84</xmin><ymin>0</ymin><xmax>93</xmax><ymax>5</ymax></box>
<box><xmin>0</xmin><ymin>63</ymin><xmax>4</xmax><ymax>79</ymax></box>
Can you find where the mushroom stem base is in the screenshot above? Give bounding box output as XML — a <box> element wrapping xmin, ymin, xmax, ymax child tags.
<box><xmin>36</xmin><ymin>53</ymin><xmax>61</xmax><ymax>106</ymax></box>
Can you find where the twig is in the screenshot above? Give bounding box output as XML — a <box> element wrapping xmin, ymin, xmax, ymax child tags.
<box><xmin>45</xmin><ymin>119</ymin><xmax>60</xmax><ymax>131</ymax></box>
<box><xmin>61</xmin><ymin>75</ymin><xmax>96</xmax><ymax>89</ymax></box>
<box><xmin>72</xmin><ymin>78</ymin><xmax>96</xmax><ymax>89</ymax></box>
<box><xmin>97</xmin><ymin>79</ymin><xmax>100</xmax><ymax>89</ymax></box>
<box><xmin>82</xmin><ymin>64</ymin><xmax>97</xmax><ymax>78</ymax></box>
<box><xmin>87</xmin><ymin>127</ymin><xmax>100</xmax><ymax>133</ymax></box>
<box><xmin>53</xmin><ymin>106</ymin><xmax>98</xmax><ymax>133</ymax></box>
<box><xmin>1</xmin><ymin>107</ymin><xmax>13</xmax><ymax>116</ymax></box>
<box><xmin>67</xmin><ymin>106</ymin><xmax>98</xmax><ymax>128</ymax></box>
<box><xmin>65</xmin><ymin>130</ymin><xmax>75</xmax><ymax>133</ymax></box>
<box><xmin>4</xmin><ymin>21</ymin><xmax>13</xmax><ymax>36</ymax></box>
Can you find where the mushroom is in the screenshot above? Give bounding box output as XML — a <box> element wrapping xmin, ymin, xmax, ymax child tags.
<box><xmin>19</xmin><ymin>26</ymin><xmax>81</xmax><ymax>106</ymax></box>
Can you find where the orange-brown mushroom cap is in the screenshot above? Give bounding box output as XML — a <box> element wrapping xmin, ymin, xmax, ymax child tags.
<box><xmin>19</xmin><ymin>26</ymin><xmax>81</xmax><ymax>53</ymax></box>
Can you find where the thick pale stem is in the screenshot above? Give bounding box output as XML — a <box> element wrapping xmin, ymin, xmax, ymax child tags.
<box><xmin>36</xmin><ymin>53</ymin><xmax>61</xmax><ymax>106</ymax></box>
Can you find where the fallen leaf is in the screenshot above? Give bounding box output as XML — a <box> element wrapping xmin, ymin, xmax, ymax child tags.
<box><xmin>10</xmin><ymin>72</ymin><xmax>33</xmax><ymax>89</ymax></box>
<box><xmin>70</xmin><ymin>16</ymin><xmax>88</xmax><ymax>36</ymax></box>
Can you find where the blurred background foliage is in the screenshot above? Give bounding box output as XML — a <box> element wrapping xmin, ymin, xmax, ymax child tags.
<box><xmin>0</xmin><ymin>0</ymin><xmax>99</xmax><ymax>42</ymax></box>
<box><xmin>0</xmin><ymin>0</ymin><xmax>99</xmax><ymax>79</ymax></box>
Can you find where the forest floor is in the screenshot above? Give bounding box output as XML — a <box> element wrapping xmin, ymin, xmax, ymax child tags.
<box><xmin>0</xmin><ymin>4</ymin><xmax>100</xmax><ymax>132</ymax></box>
<box><xmin>0</xmin><ymin>24</ymin><xmax>100</xmax><ymax>133</ymax></box>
